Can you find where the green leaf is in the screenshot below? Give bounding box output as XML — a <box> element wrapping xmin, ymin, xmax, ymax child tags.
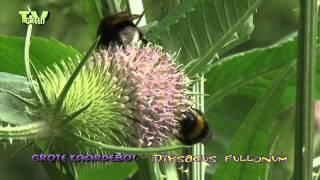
<box><xmin>146</xmin><ymin>0</ymin><xmax>263</xmax><ymax>75</ymax></box>
<box><xmin>267</xmin><ymin>106</ymin><xmax>295</xmax><ymax>179</ymax></box>
<box><xmin>205</xmin><ymin>38</ymin><xmax>297</xmax><ymax>109</ymax></box>
<box><xmin>0</xmin><ymin>35</ymin><xmax>81</xmax><ymax>76</ymax></box>
<box><xmin>204</xmin><ymin>39</ymin><xmax>297</xmax><ymax>159</ymax></box>
<box><xmin>143</xmin><ymin>0</ymin><xmax>180</xmax><ymax>23</ymax></box>
<box><xmin>81</xmin><ymin>0</ymin><xmax>104</xmax><ymax>38</ymax></box>
<box><xmin>212</xmin><ymin>62</ymin><xmax>295</xmax><ymax>179</ymax></box>
<box><xmin>204</xmin><ymin>21</ymin><xmax>320</xmax><ymax>153</ymax></box>
<box><xmin>204</xmin><ymin>34</ymin><xmax>320</xmax><ymax>175</ymax></box>
<box><xmin>80</xmin><ymin>0</ymin><xmax>128</xmax><ymax>38</ymax></box>
<box><xmin>77</xmin><ymin>162</ymin><xmax>137</xmax><ymax>180</ymax></box>
<box><xmin>0</xmin><ymin>72</ymin><xmax>32</xmax><ymax>125</ymax></box>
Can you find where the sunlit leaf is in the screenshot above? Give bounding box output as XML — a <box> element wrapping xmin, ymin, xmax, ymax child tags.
<box><xmin>146</xmin><ymin>0</ymin><xmax>263</xmax><ymax>75</ymax></box>
<box><xmin>0</xmin><ymin>72</ymin><xmax>32</xmax><ymax>125</ymax></box>
<box><xmin>212</xmin><ymin>62</ymin><xmax>295</xmax><ymax>179</ymax></box>
<box><xmin>0</xmin><ymin>36</ymin><xmax>81</xmax><ymax>76</ymax></box>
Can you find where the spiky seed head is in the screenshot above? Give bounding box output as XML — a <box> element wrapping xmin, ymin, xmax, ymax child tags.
<box><xmin>27</xmin><ymin>44</ymin><xmax>191</xmax><ymax>152</ymax></box>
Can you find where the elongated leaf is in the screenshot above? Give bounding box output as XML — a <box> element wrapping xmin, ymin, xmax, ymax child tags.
<box><xmin>212</xmin><ymin>62</ymin><xmax>295</xmax><ymax>179</ymax></box>
<box><xmin>81</xmin><ymin>0</ymin><xmax>128</xmax><ymax>38</ymax></box>
<box><xmin>0</xmin><ymin>36</ymin><xmax>81</xmax><ymax>76</ymax></box>
<box><xmin>143</xmin><ymin>0</ymin><xmax>180</xmax><ymax>22</ymax></box>
<box><xmin>205</xmin><ymin>38</ymin><xmax>297</xmax><ymax>108</ymax></box>
<box><xmin>204</xmin><ymin>29</ymin><xmax>320</xmax><ymax>147</ymax></box>
<box><xmin>267</xmin><ymin>106</ymin><xmax>295</xmax><ymax>179</ymax></box>
<box><xmin>205</xmin><ymin>20</ymin><xmax>320</xmax><ymax>121</ymax></box>
<box><xmin>204</xmin><ymin>39</ymin><xmax>296</xmax><ymax>160</ymax></box>
<box><xmin>204</xmin><ymin>37</ymin><xmax>320</xmax><ymax>176</ymax></box>
<box><xmin>0</xmin><ymin>72</ymin><xmax>32</xmax><ymax>125</ymax></box>
<box><xmin>81</xmin><ymin>0</ymin><xmax>104</xmax><ymax>38</ymax></box>
<box><xmin>146</xmin><ymin>0</ymin><xmax>263</xmax><ymax>75</ymax></box>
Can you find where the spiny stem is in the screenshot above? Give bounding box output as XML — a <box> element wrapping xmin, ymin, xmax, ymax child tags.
<box><xmin>24</xmin><ymin>19</ymin><xmax>32</xmax><ymax>83</ymax></box>
<box><xmin>191</xmin><ymin>74</ymin><xmax>206</xmax><ymax>180</ymax></box>
<box><xmin>0</xmin><ymin>121</ymin><xmax>48</xmax><ymax>141</ymax></box>
<box><xmin>74</xmin><ymin>134</ymin><xmax>190</xmax><ymax>153</ymax></box>
<box><xmin>24</xmin><ymin>15</ymin><xmax>41</xmax><ymax>102</ymax></box>
<box><xmin>137</xmin><ymin>158</ymin><xmax>158</xmax><ymax>180</ymax></box>
<box><xmin>294</xmin><ymin>0</ymin><xmax>318</xmax><ymax>179</ymax></box>
<box><xmin>186</xmin><ymin>92</ymin><xmax>209</xmax><ymax>96</ymax></box>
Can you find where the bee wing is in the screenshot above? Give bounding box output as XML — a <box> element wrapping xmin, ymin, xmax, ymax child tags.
<box><xmin>111</xmin><ymin>12</ymin><xmax>141</xmax><ymax>25</ymax></box>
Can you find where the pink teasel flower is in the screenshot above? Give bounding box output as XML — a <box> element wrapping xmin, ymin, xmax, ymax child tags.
<box><xmin>93</xmin><ymin>45</ymin><xmax>191</xmax><ymax>146</ymax></box>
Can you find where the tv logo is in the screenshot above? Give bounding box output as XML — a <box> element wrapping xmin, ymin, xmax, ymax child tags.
<box><xmin>19</xmin><ymin>11</ymin><xmax>49</xmax><ymax>25</ymax></box>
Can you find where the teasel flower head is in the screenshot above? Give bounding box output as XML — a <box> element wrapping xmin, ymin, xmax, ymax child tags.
<box><xmin>95</xmin><ymin>45</ymin><xmax>191</xmax><ymax>146</ymax></box>
<box><xmin>0</xmin><ymin>43</ymin><xmax>192</xmax><ymax>153</ymax></box>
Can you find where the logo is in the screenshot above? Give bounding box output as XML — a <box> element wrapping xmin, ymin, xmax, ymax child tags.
<box><xmin>19</xmin><ymin>11</ymin><xmax>49</xmax><ymax>25</ymax></box>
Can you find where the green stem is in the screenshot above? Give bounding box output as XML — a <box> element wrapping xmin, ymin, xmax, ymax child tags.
<box><xmin>127</xmin><ymin>0</ymin><xmax>146</xmax><ymax>26</ymax></box>
<box><xmin>0</xmin><ymin>121</ymin><xmax>48</xmax><ymax>141</ymax></box>
<box><xmin>191</xmin><ymin>75</ymin><xmax>206</xmax><ymax>180</ymax></box>
<box><xmin>137</xmin><ymin>157</ymin><xmax>158</xmax><ymax>180</ymax></box>
<box><xmin>74</xmin><ymin>134</ymin><xmax>189</xmax><ymax>153</ymax></box>
<box><xmin>191</xmin><ymin>144</ymin><xmax>205</xmax><ymax>180</ymax></box>
<box><xmin>295</xmin><ymin>0</ymin><xmax>318</xmax><ymax>179</ymax></box>
<box><xmin>179</xmin><ymin>75</ymin><xmax>206</xmax><ymax>180</ymax></box>
<box><xmin>24</xmin><ymin>14</ymin><xmax>41</xmax><ymax>103</ymax></box>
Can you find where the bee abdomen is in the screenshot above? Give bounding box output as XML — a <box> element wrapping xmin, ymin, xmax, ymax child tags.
<box><xmin>179</xmin><ymin>109</ymin><xmax>211</xmax><ymax>145</ymax></box>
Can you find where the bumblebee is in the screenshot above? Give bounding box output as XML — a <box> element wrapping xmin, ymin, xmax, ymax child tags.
<box><xmin>97</xmin><ymin>11</ymin><xmax>148</xmax><ymax>48</ymax></box>
<box><xmin>177</xmin><ymin>109</ymin><xmax>212</xmax><ymax>145</ymax></box>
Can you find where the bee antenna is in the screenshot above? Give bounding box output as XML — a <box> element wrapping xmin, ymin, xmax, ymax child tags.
<box><xmin>135</xmin><ymin>10</ymin><xmax>145</xmax><ymax>26</ymax></box>
<box><xmin>133</xmin><ymin>0</ymin><xmax>153</xmax><ymax>27</ymax></box>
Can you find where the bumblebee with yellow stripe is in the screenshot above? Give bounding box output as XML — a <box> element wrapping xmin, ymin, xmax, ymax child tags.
<box><xmin>177</xmin><ymin>109</ymin><xmax>212</xmax><ymax>145</ymax></box>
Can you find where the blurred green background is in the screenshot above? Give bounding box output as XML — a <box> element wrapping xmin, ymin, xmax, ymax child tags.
<box><xmin>0</xmin><ymin>0</ymin><xmax>298</xmax><ymax>179</ymax></box>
